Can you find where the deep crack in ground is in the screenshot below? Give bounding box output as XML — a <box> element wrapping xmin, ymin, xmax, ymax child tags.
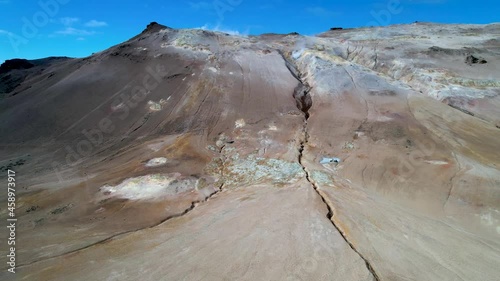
<box><xmin>17</xmin><ymin>183</ymin><xmax>224</xmax><ymax>269</ymax></box>
<box><xmin>284</xmin><ymin>53</ymin><xmax>381</xmax><ymax>281</ymax></box>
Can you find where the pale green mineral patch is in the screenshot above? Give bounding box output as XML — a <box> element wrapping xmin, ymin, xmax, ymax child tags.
<box><xmin>205</xmin><ymin>150</ymin><xmax>304</xmax><ymax>188</ymax></box>
<box><xmin>225</xmin><ymin>153</ymin><xmax>304</xmax><ymax>187</ymax></box>
<box><xmin>310</xmin><ymin>170</ymin><xmax>334</xmax><ymax>186</ymax></box>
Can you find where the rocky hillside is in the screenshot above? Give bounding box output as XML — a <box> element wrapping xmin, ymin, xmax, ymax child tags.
<box><xmin>0</xmin><ymin>22</ymin><xmax>499</xmax><ymax>280</ymax></box>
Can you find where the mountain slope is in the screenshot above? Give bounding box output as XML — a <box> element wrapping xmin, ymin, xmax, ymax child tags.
<box><xmin>0</xmin><ymin>22</ymin><xmax>499</xmax><ymax>280</ymax></box>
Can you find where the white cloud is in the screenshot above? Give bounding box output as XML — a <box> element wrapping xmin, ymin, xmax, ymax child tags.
<box><xmin>56</xmin><ymin>27</ymin><xmax>95</xmax><ymax>36</ymax></box>
<box><xmin>51</xmin><ymin>18</ymin><xmax>106</xmax><ymax>38</ymax></box>
<box><xmin>60</xmin><ymin>17</ymin><xmax>79</xmax><ymax>26</ymax></box>
<box><xmin>84</xmin><ymin>20</ymin><xmax>108</xmax><ymax>27</ymax></box>
<box><xmin>196</xmin><ymin>24</ymin><xmax>246</xmax><ymax>36</ymax></box>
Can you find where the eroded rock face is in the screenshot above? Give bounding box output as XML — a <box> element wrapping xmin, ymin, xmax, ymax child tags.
<box><xmin>0</xmin><ymin>22</ymin><xmax>499</xmax><ymax>280</ymax></box>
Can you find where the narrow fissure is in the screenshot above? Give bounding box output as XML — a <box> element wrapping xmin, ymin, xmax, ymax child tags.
<box><xmin>21</xmin><ymin>134</ymin><xmax>234</xmax><ymax>268</ymax></box>
<box><xmin>294</xmin><ymin>83</ymin><xmax>312</xmax><ymax>119</ymax></box>
<box><xmin>285</xmin><ymin>53</ymin><xmax>380</xmax><ymax>281</ymax></box>
<box><xmin>18</xmin><ymin>183</ymin><xmax>224</xmax><ymax>269</ymax></box>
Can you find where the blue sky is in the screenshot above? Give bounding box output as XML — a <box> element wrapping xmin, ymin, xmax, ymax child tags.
<box><xmin>0</xmin><ymin>0</ymin><xmax>498</xmax><ymax>63</ymax></box>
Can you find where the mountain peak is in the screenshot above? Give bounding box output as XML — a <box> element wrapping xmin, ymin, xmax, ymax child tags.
<box><xmin>141</xmin><ymin>21</ymin><xmax>169</xmax><ymax>34</ymax></box>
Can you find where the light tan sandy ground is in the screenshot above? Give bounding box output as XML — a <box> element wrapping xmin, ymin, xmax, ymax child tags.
<box><xmin>15</xmin><ymin>183</ymin><xmax>374</xmax><ymax>281</ymax></box>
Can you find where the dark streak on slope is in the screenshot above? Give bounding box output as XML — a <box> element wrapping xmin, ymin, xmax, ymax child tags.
<box><xmin>280</xmin><ymin>53</ymin><xmax>380</xmax><ymax>281</ymax></box>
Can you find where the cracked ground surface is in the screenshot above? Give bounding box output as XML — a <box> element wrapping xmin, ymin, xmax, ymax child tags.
<box><xmin>1</xmin><ymin>22</ymin><xmax>500</xmax><ymax>280</ymax></box>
